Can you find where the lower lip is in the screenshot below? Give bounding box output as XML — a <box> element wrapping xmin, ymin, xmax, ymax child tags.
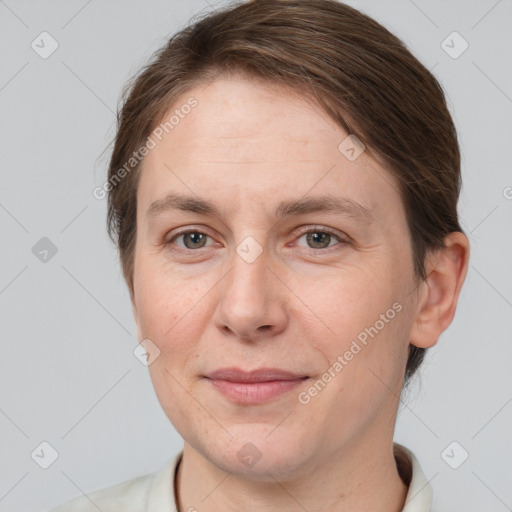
<box><xmin>207</xmin><ymin>378</ymin><xmax>307</xmax><ymax>404</ymax></box>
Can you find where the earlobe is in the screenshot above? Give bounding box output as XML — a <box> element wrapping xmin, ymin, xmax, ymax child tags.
<box><xmin>409</xmin><ymin>232</ymin><xmax>470</xmax><ymax>349</ymax></box>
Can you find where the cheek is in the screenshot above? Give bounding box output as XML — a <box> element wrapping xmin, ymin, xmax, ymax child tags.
<box><xmin>133</xmin><ymin>263</ymin><xmax>226</xmax><ymax>381</ymax></box>
<box><xmin>301</xmin><ymin>264</ymin><xmax>393</xmax><ymax>336</ymax></box>
<box><xmin>300</xmin><ymin>263</ymin><xmax>409</xmax><ymax>383</ymax></box>
<box><xmin>135</xmin><ymin>253</ymin><xmax>205</xmax><ymax>327</ymax></box>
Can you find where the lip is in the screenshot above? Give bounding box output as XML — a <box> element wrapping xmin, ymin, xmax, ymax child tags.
<box><xmin>206</xmin><ymin>367</ymin><xmax>308</xmax><ymax>382</ymax></box>
<box><xmin>204</xmin><ymin>367</ymin><xmax>309</xmax><ymax>404</ymax></box>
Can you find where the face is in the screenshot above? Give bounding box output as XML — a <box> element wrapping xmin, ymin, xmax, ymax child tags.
<box><xmin>131</xmin><ymin>75</ymin><xmax>421</xmax><ymax>479</ymax></box>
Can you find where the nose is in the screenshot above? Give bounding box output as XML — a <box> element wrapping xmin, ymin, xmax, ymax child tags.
<box><xmin>212</xmin><ymin>243</ymin><xmax>289</xmax><ymax>342</ymax></box>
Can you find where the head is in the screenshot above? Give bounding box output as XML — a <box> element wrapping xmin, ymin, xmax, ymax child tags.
<box><xmin>105</xmin><ymin>0</ymin><xmax>469</xmax><ymax>477</ymax></box>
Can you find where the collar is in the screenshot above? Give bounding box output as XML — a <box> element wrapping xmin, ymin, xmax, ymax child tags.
<box><xmin>394</xmin><ymin>443</ymin><xmax>433</xmax><ymax>511</ymax></box>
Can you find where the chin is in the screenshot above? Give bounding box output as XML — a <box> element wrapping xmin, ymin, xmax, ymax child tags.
<box><xmin>196</xmin><ymin>425</ymin><xmax>315</xmax><ymax>481</ymax></box>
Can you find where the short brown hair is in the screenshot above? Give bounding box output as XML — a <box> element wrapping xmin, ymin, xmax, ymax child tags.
<box><xmin>106</xmin><ymin>0</ymin><xmax>464</xmax><ymax>383</ymax></box>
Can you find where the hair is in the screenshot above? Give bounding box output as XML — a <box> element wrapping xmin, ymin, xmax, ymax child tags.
<box><xmin>106</xmin><ymin>0</ymin><xmax>464</xmax><ymax>384</ymax></box>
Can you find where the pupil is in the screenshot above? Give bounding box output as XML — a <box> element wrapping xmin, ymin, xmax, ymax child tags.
<box><xmin>186</xmin><ymin>232</ymin><xmax>205</xmax><ymax>248</ymax></box>
<box><xmin>307</xmin><ymin>232</ymin><xmax>330</xmax><ymax>248</ymax></box>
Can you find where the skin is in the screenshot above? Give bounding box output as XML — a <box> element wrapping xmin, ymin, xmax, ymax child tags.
<box><xmin>130</xmin><ymin>74</ymin><xmax>469</xmax><ymax>512</ymax></box>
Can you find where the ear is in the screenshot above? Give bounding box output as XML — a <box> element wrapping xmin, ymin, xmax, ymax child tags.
<box><xmin>410</xmin><ymin>232</ymin><xmax>470</xmax><ymax>349</ymax></box>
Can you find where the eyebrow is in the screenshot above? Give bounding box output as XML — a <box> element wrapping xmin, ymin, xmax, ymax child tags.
<box><xmin>146</xmin><ymin>192</ymin><xmax>374</xmax><ymax>221</ymax></box>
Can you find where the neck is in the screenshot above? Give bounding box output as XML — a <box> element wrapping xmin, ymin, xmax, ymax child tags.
<box><xmin>175</xmin><ymin>437</ymin><xmax>408</xmax><ymax>512</ymax></box>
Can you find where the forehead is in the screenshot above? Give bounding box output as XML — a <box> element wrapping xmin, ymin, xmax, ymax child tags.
<box><xmin>137</xmin><ymin>76</ymin><xmax>403</xmax><ymax>223</ymax></box>
<box><xmin>155</xmin><ymin>76</ymin><xmax>345</xmax><ymax>159</ymax></box>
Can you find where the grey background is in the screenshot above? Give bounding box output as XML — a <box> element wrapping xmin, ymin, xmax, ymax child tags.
<box><xmin>0</xmin><ymin>0</ymin><xmax>511</xmax><ymax>510</ymax></box>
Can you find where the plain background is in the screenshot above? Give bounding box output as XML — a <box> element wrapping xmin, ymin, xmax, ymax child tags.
<box><xmin>0</xmin><ymin>0</ymin><xmax>511</xmax><ymax>510</ymax></box>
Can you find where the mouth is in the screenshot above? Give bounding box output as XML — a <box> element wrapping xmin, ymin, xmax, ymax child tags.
<box><xmin>204</xmin><ymin>367</ymin><xmax>309</xmax><ymax>404</ymax></box>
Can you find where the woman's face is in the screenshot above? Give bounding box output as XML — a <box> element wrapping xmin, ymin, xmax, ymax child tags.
<box><xmin>131</xmin><ymin>75</ymin><xmax>420</xmax><ymax>478</ymax></box>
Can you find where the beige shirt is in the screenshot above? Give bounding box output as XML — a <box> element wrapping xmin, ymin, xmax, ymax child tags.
<box><xmin>49</xmin><ymin>443</ymin><xmax>432</xmax><ymax>511</ymax></box>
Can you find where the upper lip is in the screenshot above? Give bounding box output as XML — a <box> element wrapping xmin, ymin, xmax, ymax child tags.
<box><xmin>205</xmin><ymin>368</ymin><xmax>309</xmax><ymax>383</ymax></box>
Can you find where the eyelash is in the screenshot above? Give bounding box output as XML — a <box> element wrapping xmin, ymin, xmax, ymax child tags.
<box><xmin>164</xmin><ymin>226</ymin><xmax>350</xmax><ymax>253</ymax></box>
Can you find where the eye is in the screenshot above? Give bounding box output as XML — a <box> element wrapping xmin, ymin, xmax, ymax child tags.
<box><xmin>295</xmin><ymin>227</ymin><xmax>348</xmax><ymax>250</ymax></box>
<box><xmin>165</xmin><ymin>230</ymin><xmax>214</xmax><ymax>250</ymax></box>
<box><xmin>164</xmin><ymin>226</ymin><xmax>349</xmax><ymax>254</ymax></box>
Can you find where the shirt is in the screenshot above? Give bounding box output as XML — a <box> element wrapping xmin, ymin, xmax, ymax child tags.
<box><xmin>48</xmin><ymin>443</ymin><xmax>432</xmax><ymax>511</ymax></box>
